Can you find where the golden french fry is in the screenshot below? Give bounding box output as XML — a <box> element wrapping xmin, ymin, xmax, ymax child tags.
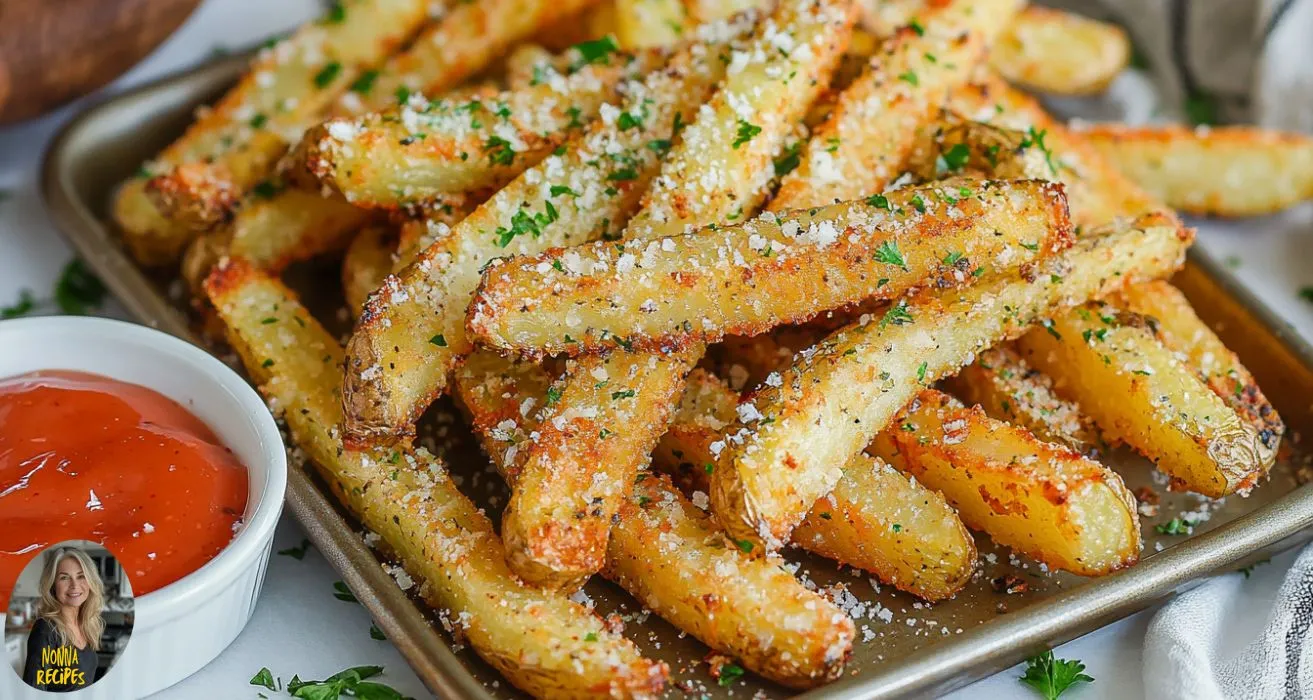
<box><xmin>341</xmin><ymin>14</ymin><xmax>757</xmax><ymax>446</ymax></box>
<box><xmin>771</xmin><ymin>0</ymin><xmax>1020</xmax><ymax>211</ymax></box>
<box><xmin>870</xmin><ymin>390</ymin><xmax>1140</xmax><ymax>575</ymax></box>
<box><xmin>711</xmin><ymin>214</ymin><xmax>1188</xmax><ymax>552</ymax></box>
<box><xmin>946</xmin><ymin>344</ymin><xmax>1101</xmax><ymax>453</ymax></box>
<box><xmin>468</xmin><ymin>180</ymin><xmax>1070</xmax><ymax>357</ymax></box>
<box><xmin>204</xmin><ymin>260</ymin><xmax>667</xmax><ymax>699</ymax></box>
<box><xmin>343</xmin><ymin>224</ymin><xmax>398</xmax><ymax>316</ymax></box>
<box><xmin>1016</xmin><ymin>300</ymin><xmax>1275</xmax><ymax>497</ymax></box>
<box><xmin>1079</xmin><ymin>124</ymin><xmax>1313</xmax><ymax>216</ymax></box>
<box><xmin>305</xmin><ymin>50</ymin><xmax>662</xmax><ymax>208</ymax></box>
<box><xmin>454</xmin><ymin>353</ymin><xmax>855</xmax><ymax>687</ymax></box>
<box><xmin>1110</xmin><ymin>280</ymin><xmax>1283</xmax><ymax>461</ymax></box>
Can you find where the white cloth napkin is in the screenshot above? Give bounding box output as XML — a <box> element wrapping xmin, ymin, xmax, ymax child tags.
<box><xmin>1143</xmin><ymin>545</ymin><xmax>1313</xmax><ymax>699</ymax></box>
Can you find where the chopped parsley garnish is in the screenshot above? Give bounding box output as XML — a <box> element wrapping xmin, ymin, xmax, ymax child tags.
<box><xmin>943</xmin><ymin>251</ymin><xmax>963</xmax><ymax>265</ymax></box>
<box><xmin>369</xmin><ymin>624</ymin><xmax>387</xmax><ymax>641</ymax></box>
<box><xmin>874</xmin><ymin>239</ymin><xmax>908</xmax><ymax>270</ymax></box>
<box><xmin>774</xmin><ymin>141</ymin><xmax>802</xmax><ymax>176</ymax></box>
<box><xmin>393</xmin><ymin>86</ymin><xmax>411</xmax><ymax>105</ymax></box>
<box><xmin>484</xmin><ymin>136</ymin><xmax>516</xmax><ymax>166</ymax></box>
<box><xmin>718</xmin><ymin>663</ymin><xmax>746</xmax><ymax>687</ymax></box>
<box><xmin>910</xmin><ymin>195</ymin><xmax>927</xmax><ymax>213</ymax></box>
<box><xmin>261</xmin><ymin>359</ymin><xmax>274</xmax><ymax>368</ymax></box>
<box><xmin>429</xmin><ymin>334</ymin><xmax>447</xmax><ymax>347</ymax></box>
<box><xmin>1019</xmin><ymin>651</ymin><xmax>1093</xmax><ymax>700</ymax></box>
<box><xmin>617</xmin><ymin>107</ymin><xmax>646</xmax><ymax>131</ymax></box>
<box><xmin>908</xmin><ymin>18</ymin><xmax>925</xmax><ymax>35</ymax></box>
<box><xmin>1020</xmin><ymin>241</ymin><xmax>1040</xmax><ymax>251</ymax></box>
<box><xmin>313</xmin><ymin>61</ymin><xmax>342</xmax><ymax>89</ymax></box>
<box><xmin>250</xmin><ymin>667</ymin><xmax>278</xmax><ymax>691</ymax></box>
<box><xmin>865</xmin><ymin>193</ymin><xmax>891</xmax><ymax>209</ymax></box>
<box><xmin>285</xmin><ymin>665</ymin><xmax>399</xmax><ymax>700</ymax></box>
<box><xmin>732</xmin><ymin>120</ymin><xmax>762</xmax><ymax>149</ymax></box>
<box><xmin>572</xmin><ymin>36</ymin><xmax>619</xmax><ymax>68</ymax></box>
<box><xmin>735</xmin><ymin>539</ymin><xmax>753</xmax><ymax>554</ymax></box>
<box><xmin>584</xmin><ymin>632</ymin><xmax>599</xmax><ymax>642</ymax></box>
<box><xmin>940</xmin><ymin>143</ymin><xmax>971</xmax><ymax>172</ymax></box>
<box><xmin>550</xmin><ymin>185</ymin><xmax>579</xmax><ymax>198</ymax></box>
<box><xmin>332</xmin><ymin>581</ymin><xmax>359</xmax><ymax>603</ymax></box>
<box><xmin>252</xmin><ymin>179</ymin><xmax>282</xmax><ymax>199</ymax></box>
<box><xmin>350</xmin><ymin>70</ymin><xmax>379</xmax><ymax>95</ymax></box>
<box><xmin>1021</xmin><ymin>127</ymin><xmax>1059</xmax><ymax>176</ymax></box>
<box><xmin>1</xmin><ymin>290</ymin><xmax>36</xmax><ymax>319</ymax></box>
<box><xmin>545</xmin><ymin>386</ymin><xmax>563</xmax><ymax>405</ymax></box>
<box><xmin>495</xmin><ymin>201</ymin><xmax>559</xmax><ymax>247</ymax></box>
<box><xmin>646</xmin><ymin>138</ymin><xmax>672</xmax><ymax>153</ymax></box>
<box><xmin>704</xmin><ymin>463</ymin><xmax>715</xmax><ymax>474</ymax></box>
<box><xmin>278</xmin><ymin>539</ymin><xmax>312</xmax><ymax>560</ymax></box>
<box><xmin>249</xmin><ymin>113</ymin><xmax>268</xmax><ymax>128</ymax></box>
<box><xmin>54</xmin><ymin>259</ymin><xmax>107</xmax><ymax>315</ymax></box>
<box><xmin>1155</xmin><ymin>518</ymin><xmax>1195</xmax><ymax>535</ymax></box>
<box><xmin>916</xmin><ymin>362</ymin><xmax>928</xmax><ymax>382</ymax></box>
<box><xmin>607</xmin><ymin>167</ymin><xmax>638</xmax><ymax>181</ymax></box>
<box><xmin>611</xmin><ymin>389</ymin><xmax>635</xmax><ymax>400</ymax></box>
<box><xmin>321</xmin><ymin>2</ymin><xmax>346</xmax><ymax>24</ymax></box>
<box><xmin>879</xmin><ymin>300</ymin><xmax>914</xmax><ymax>328</ymax></box>
<box><xmin>1298</xmin><ymin>287</ymin><xmax>1313</xmax><ymax>304</ymax></box>
<box><xmin>897</xmin><ymin>70</ymin><xmax>919</xmax><ymax>86</ymax></box>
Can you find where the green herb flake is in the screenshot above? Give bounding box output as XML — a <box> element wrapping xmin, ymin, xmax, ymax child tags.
<box><xmin>572</xmin><ymin>36</ymin><xmax>619</xmax><ymax>67</ymax></box>
<box><xmin>897</xmin><ymin>70</ymin><xmax>919</xmax><ymax>86</ymax></box>
<box><xmin>1019</xmin><ymin>651</ymin><xmax>1093</xmax><ymax>700</ymax></box>
<box><xmin>545</xmin><ymin>386</ymin><xmax>563</xmax><ymax>405</ymax></box>
<box><xmin>735</xmin><ymin>539</ymin><xmax>753</xmax><ymax>554</ymax></box>
<box><xmin>718</xmin><ymin>663</ymin><xmax>746</xmax><ymax>687</ymax></box>
<box><xmin>611</xmin><ymin>389</ymin><xmax>636</xmax><ymax>400</ymax></box>
<box><xmin>1155</xmin><ymin>518</ymin><xmax>1195</xmax><ymax>536</ymax></box>
<box><xmin>278</xmin><ymin>538</ymin><xmax>312</xmax><ymax>560</ymax></box>
<box><xmin>350</xmin><ymin>70</ymin><xmax>379</xmax><ymax>95</ymax></box>
<box><xmin>369</xmin><ymin>624</ymin><xmax>387</xmax><ymax>641</ymax></box>
<box><xmin>429</xmin><ymin>334</ymin><xmax>447</xmax><ymax>347</ymax></box>
<box><xmin>250</xmin><ymin>667</ymin><xmax>278</xmax><ymax>691</ymax></box>
<box><xmin>54</xmin><ymin>259</ymin><xmax>107</xmax><ymax>315</ymax></box>
<box><xmin>874</xmin><ymin>240</ymin><xmax>908</xmax><ymax>270</ymax></box>
<box><xmin>940</xmin><ymin>143</ymin><xmax>970</xmax><ymax>172</ymax></box>
<box><xmin>732</xmin><ymin>120</ymin><xmax>762</xmax><ymax>149</ymax></box>
<box><xmin>313</xmin><ymin>61</ymin><xmax>342</xmax><ymax>89</ymax></box>
<box><xmin>332</xmin><ymin>581</ymin><xmax>359</xmax><ymax>603</ymax></box>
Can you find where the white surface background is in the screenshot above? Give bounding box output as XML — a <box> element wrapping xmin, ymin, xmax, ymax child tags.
<box><xmin>1</xmin><ymin>1</ymin><xmax>1310</xmax><ymax>698</ymax></box>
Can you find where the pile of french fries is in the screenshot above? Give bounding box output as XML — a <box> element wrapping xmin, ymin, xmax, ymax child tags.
<box><xmin>115</xmin><ymin>0</ymin><xmax>1310</xmax><ymax>695</ymax></box>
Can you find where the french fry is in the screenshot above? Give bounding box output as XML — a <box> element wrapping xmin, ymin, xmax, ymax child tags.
<box><xmin>869</xmin><ymin>390</ymin><xmax>1140</xmax><ymax>575</ymax></box>
<box><xmin>655</xmin><ymin>369</ymin><xmax>976</xmax><ymax>601</ymax></box>
<box><xmin>1109</xmin><ymin>280</ymin><xmax>1284</xmax><ymax>461</ymax></box>
<box><xmin>341</xmin><ymin>14</ymin><xmax>757</xmax><ymax>445</ymax></box>
<box><xmin>770</xmin><ymin>0</ymin><xmax>1020</xmax><ymax>211</ymax></box>
<box><xmin>468</xmin><ymin>179</ymin><xmax>1071</xmax><ymax>356</ymax></box>
<box><xmin>496</xmin><ymin>0</ymin><xmax>858</xmax><ymax>587</ymax></box>
<box><xmin>343</xmin><ymin>225</ymin><xmax>399</xmax><ymax>316</ymax></box>
<box><xmin>861</xmin><ymin>3</ymin><xmax>1130</xmax><ymax>96</ymax></box>
<box><xmin>1078</xmin><ymin>124</ymin><xmax>1313</xmax><ymax>216</ymax></box>
<box><xmin>711</xmin><ymin>214</ymin><xmax>1190</xmax><ymax>552</ymax></box>
<box><xmin>454</xmin><ymin>353</ymin><xmax>855</xmax><ymax>687</ymax></box>
<box><xmin>504</xmin><ymin>44</ymin><xmax>561</xmax><ymax>89</ymax></box>
<box><xmin>142</xmin><ymin>0</ymin><xmax>435</xmax><ymax>229</ymax></box>
<box><xmin>116</xmin><ymin>0</ymin><xmax>435</xmax><ymax>264</ymax></box>
<box><xmin>946</xmin><ymin>344</ymin><xmax>1101</xmax><ymax>453</ymax></box>
<box><xmin>305</xmin><ymin>49</ymin><xmax>663</xmax><ymax>208</ymax></box>
<box><xmin>204</xmin><ymin>261</ymin><xmax>667</xmax><ymax>699</ymax></box>
<box><xmin>905</xmin><ymin>114</ymin><xmax>1054</xmax><ymax>183</ymax></box>
<box><xmin>1015</xmin><ymin>300</ymin><xmax>1275</xmax><ymax>497</ymax></box>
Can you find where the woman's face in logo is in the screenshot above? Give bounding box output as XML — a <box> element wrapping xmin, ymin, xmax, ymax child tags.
<box><xmin>54</xmin><ymin>556</ymin><xmax>88</xmax><ymax>609</ymax></box>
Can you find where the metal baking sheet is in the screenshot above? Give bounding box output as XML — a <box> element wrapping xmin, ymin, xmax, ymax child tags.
<box><xmin>40</xmin><ymin>55</ymin><xmax>1313</xmax><ymax>699</ymax></box>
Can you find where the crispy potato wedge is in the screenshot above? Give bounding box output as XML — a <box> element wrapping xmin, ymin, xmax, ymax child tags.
<box><xmin>140</xmin><ymin>0</ymin><xmax>435</xmax><ymax>229</ymax></box>
<box><xmin>1110</xmin><ymin>280</ymin><xmax>1283</xmax><ymax>461</ymax></box>
<box><xmin>1016</xmin><ymin>301</ymin><xmax>1274</xmax><ymax>497</ymax></box>
<box><xmin>655</xmin><ymin>369</ymin><xmax>976</xmax><ymax>601</ymax></box>
<box><xmin>494</xmin><ymin>0</ymin><xmax>857</xmax><ymax>587</ymax></box>
<box><xmin>711</xmin><ymin>214</ymin><xmax>1190</xmax><ymax>552</ymax></box>
<box><xmin>306</xmin><ymin>50</ymin><xmax>662</xmax><ymax>208</ymax></box>
<box><xmin>204</xmin><ymin>261</ymin><xmax>666</xmax><ymax>699</ymax></box>
<box><xmin>946</xmin><ymin>344</ymin><xmax>1100</xmax><ymax>454</ymax></box>
<box><xmin>869</xmin><ymin>390</ymin><xmax>1140</xmax><ymax>575</ymax></box>
<box><xmin>341</xmin><ymin>15</ymin><xmax>755</xmax><ymax>445</ymax></box>
<box><xmin>500</xmin><ymin>348</ymin><xmax>695</xmax><ymax>590</ymax></box>
<box><xmin>1079</xmin><ymin>124</ymin><xmax>1313</xmax><ymax>216</ymax></box>
<box><xmin>470</xmin><ymin>179</ymin><xmax>1070</xmax><ymax>356</ymax></box>
<box><xmin>861</xmin><ymin>3</ymin><xmax>1129</xmax><ymax>96</ymax></box>
<box><xmin>770</xmin><ymin>0</ymin><xmax>1019</xmax><ymax>211</ymax></box>
<box><xmin>454</xmin><ymin>353</ymin><xmax>855</xmax><ymax>687</ymax></box>
<box><xmin>343</xmin><ymin>224</ymin><xmax>399</xmax><ymax>316</ymax></box>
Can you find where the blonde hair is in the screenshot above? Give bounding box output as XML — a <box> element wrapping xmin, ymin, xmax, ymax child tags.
<box><xmin>37</xmin><ymin>547</ymin><xmax>105</xmax><ymax>651</ymax></box>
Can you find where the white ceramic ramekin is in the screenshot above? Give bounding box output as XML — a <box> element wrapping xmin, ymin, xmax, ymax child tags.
<box><xmin>0</xmin><ymin>316</ymin><xmax>286</xmax><ymax>699</ymax></box>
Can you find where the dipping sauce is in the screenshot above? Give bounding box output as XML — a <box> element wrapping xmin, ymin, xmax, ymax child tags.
<box><xmin>0</xmin><ymin>371</ymin><xmax>247</xmax><ymax>599</ymax></box>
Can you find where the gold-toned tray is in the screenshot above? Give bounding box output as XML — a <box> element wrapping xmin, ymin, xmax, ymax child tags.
<box><xmin>41</xmin><ymin>55</ymin><xmax>1313</xmax><ymax>699</ymax></box>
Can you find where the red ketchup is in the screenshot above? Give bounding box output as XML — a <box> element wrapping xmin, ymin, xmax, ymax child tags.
<box><xmin>0</xmin><ymin>371</ymin><xmax>248</xmax><ymax>599</ymax></box>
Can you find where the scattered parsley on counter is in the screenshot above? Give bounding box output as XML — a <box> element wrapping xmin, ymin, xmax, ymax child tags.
<box><xmin>1298</xmin><ymin>286</ymin><xmax>1313</xmax><ymax>304</ymax></box>
<box><xmin>2</xmin><ymin>259</ymin><xmax>107</xmax><ymax>318</ymax></box>
<box><xmin>251</xmin><ymin>667</ymin><xmax>280</xmax><ymax>691</ymax></box>
<box><xmin>1237</xmin><ymin>558</ymin><xmax>1271</xmax><ymax>578</ymax></box>
<box><xmin>1019</xmin><ymin>651</ymin><xmax>1093</xmax><ymax>700</ymax></box>
<box><xmin>369</xmin><ymin>624</ymin><xmax>387</xmax><ymax>641</ymax></box>
<box><xmin>278</xmin><ymin>539</ymin><xmax>312</xmax><ymax>560</ymax></box>
<box><xmin>333</xmin><ymin>580</ymin><xmax>359</xmax><ymax>603</ymax></box>
<box><xmin>253</xmin><ymin>665</ymin><xmax>411</xmax><ymax>699</ymax></box>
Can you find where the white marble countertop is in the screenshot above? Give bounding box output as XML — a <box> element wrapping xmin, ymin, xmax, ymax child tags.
<box><xmin>1</xmin><ymin>1</ymin><xmax>1310</xmax><ymax>698</ymax></box>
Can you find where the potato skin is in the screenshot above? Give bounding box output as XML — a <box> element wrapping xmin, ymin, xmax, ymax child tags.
<box><xmin>1017</xmin><ymin>301</ymin><xmax>1274</xmax><ymax>497</ymax></box>
<box><xmin>871</xmin><ymin>390</ymin><xmax>1140</xmax><ymax>576</ymax></box>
